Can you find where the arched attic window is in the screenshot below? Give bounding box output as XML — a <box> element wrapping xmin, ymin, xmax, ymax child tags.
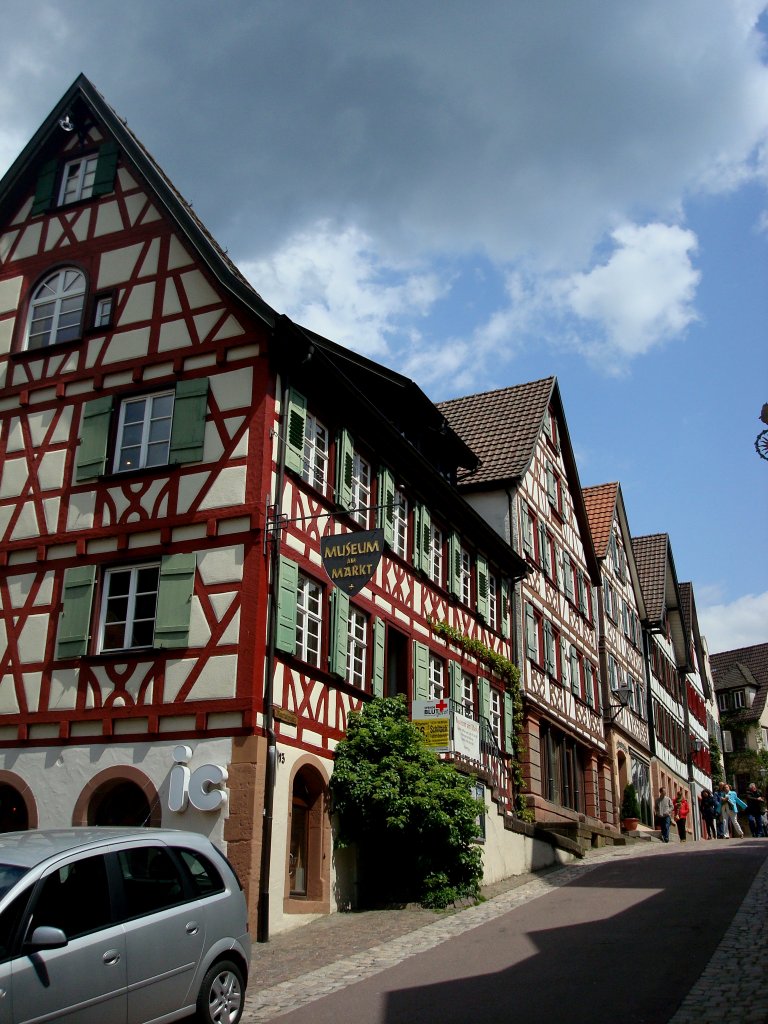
<box><xmin>25</xmin><ymin>267</ymin><xmax>86</xmax><ymax>349</ymax></box>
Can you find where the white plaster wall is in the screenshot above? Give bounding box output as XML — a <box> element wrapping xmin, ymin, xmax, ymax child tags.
<box><xmin>0</xmin><ymin>737</ymin><xmax>234</xmax><ymax>849</ymax></box>
<box><xmin>480</xmin><ymin>797</ymin><xmax>577</xmax><ymax>882</ymax></box>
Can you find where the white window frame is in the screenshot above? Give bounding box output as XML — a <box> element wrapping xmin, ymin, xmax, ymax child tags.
<box><xmin>428</xmin><ymin>653</ymin><xmax>445</xmax><ymax>700</ymax></box>
<box><xmin>98</xmin><ymin>563</ymin><xmax>160</xmax><ymax>652</ymax></box>
<box><xmin>488</xmin><ymin>574</ymin><xmax>498</xmax><ymax>630</ymax></box>
<box><xmin>301</xmin><ymin>413</ymin><xmax>329</xmax><ymax>493</ymax></box>
<box><xmin>428</xmin><ymin>523</ymin><xmax>444</xmax><ymax>587</ymax></box>
<box><xmin>461</xmin><ymin>672</ymin><xmax>475</xmax><ymax>718</ymax></box>
<box><xmin>296</xmin><ymin>574</ymin><xmax>322</xmax><ymax>667</ymax></box>
<box><xmin>347</xmin><ymin>608</ymin><xmax>368</xmax><ymax>689</ymax></box>
<box><xmin>459</xmin><ymin>546</ymin><xmax>472</xmax><ymax>605</ymax></box>
<box><xmin>733</xmin><ymin>689</ymin><xmax>745</xmax><ymax>709</ymax></box>
<box><xmin>94</xmin><ymin>295</ymin><xmax>113</xmax><ymax>329</ymax></box>
<box><xmin>717</xmin><ymin>692</ymin><xmax>729</xmax><ymax>712</ymax></box>
<box><xmin>350</xmin><ymin>452</ymin><xmax>372</xmax><ymax>527</ymax></box>
<box><xmin>114</xmin><ymin>391</ymin><xmax>175</xmax><ymax>473</ymax></box>
<box><xmin>25</xmin><ymin>268</ymin><xmax>86</xmax><ymax>349</ymax></box>
<box><xmin>489</xmin><ymin>689</ymin><xmax>502</xmax><ymax>747</ymax></box>
<box><xmin>392</xmin><ymin>487</ymin><xmax>409</xmax><ymax>559</ymax></box>
<box><xmin>58</xmin><ymin>154</ymin><xmax>99</xmax><ymax>205</ymax></box>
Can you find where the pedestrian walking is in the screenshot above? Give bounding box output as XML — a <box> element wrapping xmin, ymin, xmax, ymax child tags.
<box><xmin>714</xmin><ymin>784</ymin><xmax>726</xmax><ymax>838</ymax></box>
<box><xmin>655</xmin><ymin>787</ymin><xmax>675</xmax><ymax>843</ymax></box>
<box><xmin>720</xmin><ymin>784</ymin><xmax>746</xmax><ymax>838</ymax></box>
<box><xmin>674</xmin><ymin>789</ymin><xmax>690</xmax><ymax>842</ymax></box>
<box><xmin>700</xmin><ymin>789</ymin><xmax>717</xmax><ymax>839</ymax></box>
<box><xmin>744</xmin><ymin>783</ymin><xmax>767</xmax><ymax>837</ymax></box>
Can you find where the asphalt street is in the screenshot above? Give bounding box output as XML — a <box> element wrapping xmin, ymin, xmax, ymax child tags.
<box><xmin>243</xmin><ymin>838</ymin><xmax>768</xmax><ymax>1024</ymax></box>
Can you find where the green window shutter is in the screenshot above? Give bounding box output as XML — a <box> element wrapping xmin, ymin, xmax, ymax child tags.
<box><xmin>525</xmin><ymin>603</ymin><xmax>537</xmax><ymax>660</ymax></box>
<box><xmin>276</xmin><ymin>556</ymin><xmax>299</xmax><ymax>655</ymax></box>
<box><xmin>285</xmin><ymin>389</ymin><xmax>307</xmax><ymax>475</ymax></box>
<box><xmin>478</xmin><ymin>676</ymin><xmax>490</xmax><ymax>722</ymax></box>
<box><xmin>372</xmin><ymin>618</ymin><xmax>386</xmax><ymax>697</ymax></box>
<box><xmin>378</xmin><ymin>467</ymin><xmax>395</xmax><ymax>546</ymax></box>
<box><xmin>413</xmin><ymin>641</ymin><xmax>430</xmax><ymax>700</ymax></box>
<box><xmin>544</xmin><ymin>621</ymin><xmax>554</xmax><ymax>675</ymax></box>
<box><xmin>546</xmin><ymin>462</ymin><xmax>556</xmax><ymax>505</ymax></box>
<box><xmin>335</xmin><ymin>429</ymin><xmax>354</xmax><ymax>510</ymax></box>
<box><xmin>476</xmin><ymin>555</ymin><xmax>489</xmax><ymax>621</ymax></box>
<box><xmin>449</xmin><ymin>532</ymin><xmax>461</xmax><ymax>597</ymax></box>
<box><xmin>449</xmin><ymin>660</ymin><xmax>462</xmax><ymax>705</ymax></box>
<box><xmin>92</xmin><ymin>141</ymin><xmax>120</xmax><ymax>197</ymax></box>
<box><xmin>31</xmin><ymin>158</ymin><xmax>58</xmax><ymax>215</ymax></box>
<box><xmin>329</xmin><ymin>589</ymin><xmax>349</xmax><ymax>678</ymax></box>
<box><xmin>169</xmin><ymin>378</ymin><xmax>208</xmax><ymax>464</ymax></box>
<box><xmin>76</xmin><ymin>396</ymin><xmax>113</xmax><ymax>481</ymax></box>
<box><xmin>504</xmin><ymin>691</ymin><xmax>514</xmax><ymax>753</ymax></box>
<box><xmin>154</xmin><ymin>553</ymin><xmax>196</xmax><ymax>649</ymax></box>
<box><xmin>419</xmin><ymin>506</ymin><xmax>432</xmax><ymax>575</ymax></box>
<box><xmin>554</xmin><ymin>544</ymin><xmax>562</xmax><ymax>590</ymax></box>
<box><xmin>501</xmin><ymin>578</ymin><xmax>511</xmax><ymax>638</ymax></box>
<box><xmin>56</xmin><ymin>565</ymin><xmax>97</xmax><ymax>659</ymax></box>
<box><xmin>563</xmin><ymin>552</ymin><xmax>574</xmax><ymax>601</ymax></box>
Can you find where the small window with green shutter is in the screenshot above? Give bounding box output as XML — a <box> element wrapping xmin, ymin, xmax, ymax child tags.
<box><xmin>32</xmin><ymin>142</ymin><xmax>120</xmax><ymax>215</ymax></box>
<box><xmin>76</xmin><ymin>380</ymin><xmax>209</xmax><ymax>481</ymax></box>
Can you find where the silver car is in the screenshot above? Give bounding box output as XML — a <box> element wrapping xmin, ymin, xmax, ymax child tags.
<box><xmin>0</xmin><ymin>828</ymin><xmax>251</xmax><ymax>1024</ymax></box>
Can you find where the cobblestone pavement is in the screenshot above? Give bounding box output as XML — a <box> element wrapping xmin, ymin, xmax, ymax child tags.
<box><xmin>241</xmin><ymin>838</ymin><xmax>768</xmax><ymax>1024</ymax></box>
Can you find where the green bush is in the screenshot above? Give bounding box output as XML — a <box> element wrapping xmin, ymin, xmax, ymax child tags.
<box><xmin>621</xmin><ymin>782</ymin><xmax>641</xmax><ymax>820</ymax></box>
<box><xmin>330</xmin><ymin>696</ymin><xmax>484</xmax><ymax>909</ymax></box>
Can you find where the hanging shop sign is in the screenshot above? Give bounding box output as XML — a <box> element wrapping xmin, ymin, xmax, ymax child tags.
<box><xmin>411</xmin><ymin>698</ymin><xmax>451</xmax><ymax>753</ymax></box>
<box><xmin>321</xmin><ymin>528</ymin><xmax>384</xmax><ymax>596</ymax></box>
<box><xmin>453</xmin><ymin>708</ymin><xmax>481</xmax><ymax>762</ymax></box>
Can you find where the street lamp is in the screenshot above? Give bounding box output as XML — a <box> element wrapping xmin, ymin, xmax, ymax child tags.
<box><xmin>606</xmin><ymin>681</ymin><xmax>632</xmax><ymax>722</ymax></box>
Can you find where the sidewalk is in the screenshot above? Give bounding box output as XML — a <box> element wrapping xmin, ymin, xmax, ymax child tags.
<box><xmin>242</xmin><ymin>837</ymin><xmax>768</xmax><ymax>1023</ymax></box>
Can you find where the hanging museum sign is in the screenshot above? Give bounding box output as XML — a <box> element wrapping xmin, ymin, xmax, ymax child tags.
<box><xmin>321</xmin><ymin>528</ymin><xmax>384</xmax><ymax>596</ymax></box>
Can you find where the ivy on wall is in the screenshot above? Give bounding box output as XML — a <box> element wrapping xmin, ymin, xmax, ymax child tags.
<box><xmin>428</xmin><ymin>618</ymin><xmax>532</xmax><ymax>821</ymax></box>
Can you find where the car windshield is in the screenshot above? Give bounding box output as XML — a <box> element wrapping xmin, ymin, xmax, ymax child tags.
<box><xmin>0</xmin><ymin>864</ymin><xmax>29</xmax><ymax>900</ymax></box>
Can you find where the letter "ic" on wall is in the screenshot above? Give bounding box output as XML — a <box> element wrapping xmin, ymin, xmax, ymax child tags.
<box><xmin>168</xmin><ymin>744</ymin><xmax>229</xmax><ymax>813</ymax></box>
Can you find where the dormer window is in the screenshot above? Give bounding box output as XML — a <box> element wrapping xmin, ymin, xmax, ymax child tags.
<box><xmin>25</xmin><ymin>268</ymin><xmax>86</xmax><ymax>349</ymax></box>
<box><xmin>58</xmin><ymin>154</ymin><xmax>99</xmax><ymax>205</ymax></box>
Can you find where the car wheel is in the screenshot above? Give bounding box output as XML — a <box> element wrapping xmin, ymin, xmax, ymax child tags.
<box><xmin>196</xmin><ymin>959</ymin><xmax>245</xmax><ymax>1024</ymax></box>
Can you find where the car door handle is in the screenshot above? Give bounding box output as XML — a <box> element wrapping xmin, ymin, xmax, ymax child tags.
<box><xmin>103</xmin><ymin>949</ymin><xmax>121</xmax><ymax>966</ymax></box>
<box><xmin>185</xmin><ymin>921</ymin><xmax>200</xmax><ymax>935</ymax></box>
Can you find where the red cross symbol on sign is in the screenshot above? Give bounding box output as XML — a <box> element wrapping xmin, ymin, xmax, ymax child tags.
<box><xmin>434</xmin><ymin>699</ymin><xmax>448</xmax><ymax>713</ymax></box>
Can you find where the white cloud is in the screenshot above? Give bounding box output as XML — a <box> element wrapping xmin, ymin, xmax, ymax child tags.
<box><xmin>241</xmin><ymin>222</ymin><xmax>446</xmax><ymax>358</ymax></box>
<box><xmin>556</xmin><ymin>223</ymin><xmax>701</xmax><ymax>365</ymax></box>
<box><xmin>699</xmin><ymin>591</ymin><xmax>768</xmax><ymax>653</ymax></box>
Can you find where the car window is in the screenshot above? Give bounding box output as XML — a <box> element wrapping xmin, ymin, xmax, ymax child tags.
<box><xmin>0</xmin><ymin>887</ymin><xmax>33</xmax><ymax>961</ymax></box>
<box><xmin>177</xmin><ymin>848</ymin><xmax>225</xmax><ymax>898</ymax></box>
<box><xmin>0</xmin><ymin>864</ymin><xmax>29</xmax><ymax>901</ymax></box>
<box><xmin>117</xmin><ymin>846</ymin><xmax>186</xmax><ymax>918</ymax></box>
<box><xmin>32</xmin><ymin>854</ymin><xmax>112</xmax><ymax>939</ymax></box>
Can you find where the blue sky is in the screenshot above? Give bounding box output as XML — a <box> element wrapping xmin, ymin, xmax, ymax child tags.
<box><xmin>1</xmin><ymin>0</ymin><xmax>766</xmax><ymax>653</ymax></box>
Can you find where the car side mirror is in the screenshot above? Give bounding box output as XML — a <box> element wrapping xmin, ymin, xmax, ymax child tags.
<box><xmin>25</xmin><ymin>926</ymin><xmax>68</xmax><ymax>951</ymax></box>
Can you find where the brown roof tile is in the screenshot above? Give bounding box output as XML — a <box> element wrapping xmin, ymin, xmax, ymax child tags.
<box><xmin>711</xmin><ymin>643</ymin><xmax>768</xmax><ymax>725</ymax></box>
<box><xmin>632</xmin><ymin>533</ymin><xmax>669</xmax><ymax>623</ymax></box>
<box><xmin>583</xmin><ymin>482</ymin><xmax>619</xmax><ymax>560</ymax></box>
<box><xmin>438</xmin><ymin>377</ymin><xmax>555</xmax><ymax>484</ymax></box>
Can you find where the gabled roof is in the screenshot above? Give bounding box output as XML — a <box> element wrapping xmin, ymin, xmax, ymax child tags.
<box><xmin>438</xmin><ymin>377</ymin><xmax>600</xmax><ymax>582</ymax></box>
<box><xmin>632</xmin><ymin>532</ymin><xmax>689</xmax><ymax>669</ymax></box>
<box><xmin>583</xmin><ymin>482</ymin><xmax>618</xmax><ymax>559</ymax></box>
<box><xmin>438</xmin><ymin>377</ymin><xmax>555</xmax><ymax>485</ymax></box>
<box><xmin>678</xmin><ymin>582</ymin><xmax>712</xmax><ymax>699</ymax></box>
<box><xmin>584</xmin><ymin>481</ymin><xmax>647</xmax><ymax>621</ymax></box>
<box><xmin>710</xmin><ymin>642</ymin><xmax>768</xmax><ymax>685</ymax></box>
<box><xmin>711</xmin><ymin>644</ymin><xmax>768</xmax><ymax>726</ymax></box>
<box><xmin>0</xmin><ymin>73</ymin><xmax>275</xmax><ymax>329</ymax></box>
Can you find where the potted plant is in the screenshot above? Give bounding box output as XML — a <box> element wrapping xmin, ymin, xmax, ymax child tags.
<box><xmin>621</xmin><ymin>783</ymin><xmax>641</xmax><ymax>831</ymax></box>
